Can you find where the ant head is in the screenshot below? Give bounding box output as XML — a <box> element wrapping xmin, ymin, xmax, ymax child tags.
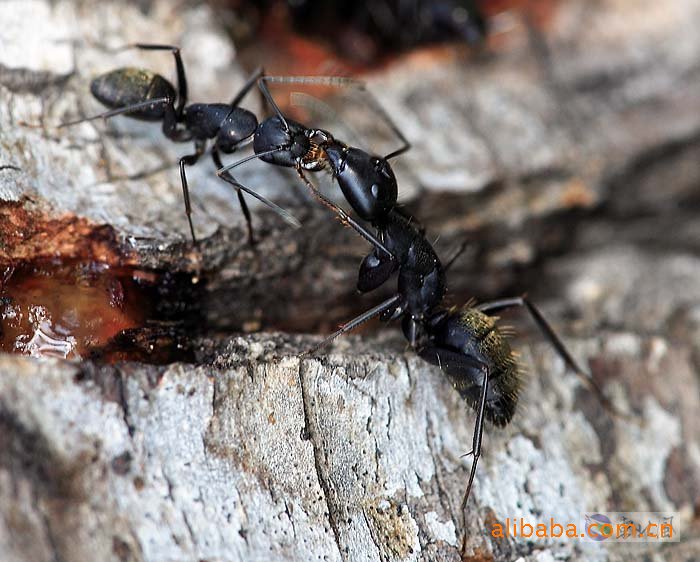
<box><xmin>254</xmin><ymin>116</ymin><xmax>311</xmax><ymax>167</ymax></box>
<box><xmin>217</xmin><ymin>108</ymin><xmax>258</xmax><ymax>152</ymax></box>
<box><xmin>325</xmin><ymin>145</ymin><xmax>397</xmax><ymax>221</ymax></box>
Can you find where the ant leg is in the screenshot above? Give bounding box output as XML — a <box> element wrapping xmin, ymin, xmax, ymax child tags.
<box><xmin>260</xmin><ymin>75</ymin><xmax>410</xmax><ymax>160</ymax></box>
<box><xmin>102</xmin><ymin>160</ymin><xmax>175</xmax><ymax>182</ymax></box>
<box><xmin>230</xmin><ymin>66</ymin><xmax>264</xmax><ymax>108</ymax></box>
<box><xmin>59</xmin><ymin>97</ymin><xmax>171</xmax><ymax>128</ymax></box>
<box><xmin>216</xmin><ymin>149</ymin><xmax>302</xmax><ymax>228</ymax></box>
<box><xmin>124</xmin><ymin>44</ymin><xmax>188</xmax><ymax>117</ymax></box>
<box><xmin>259</xmin><ymin>76</ymin><xmax>364</xmax><ymax>132</ymax></box>
<box><xmin>463</xmin><ymin>365</ymin><xmax>488</xmax><ymax>509</ymax></box>
<box><xmin>256</xmin><ymin>75</ymin><xmax>289</xmax><ymax>130</ymax></box>
<box><xmin>301</xmin><ymin>294</ymin><xmax>403</xmax><ymax>357</ymax></box>
<box><xmin>444</xmin><ymin>240</ymin><xmax>469</xmax><ymax>273</ymax></box>
<box><xmin>296</xmin><ymin>169</ymin><xmax>395</xmax><ymax>259</ymax></box>
<box><xmin>419</xmin><ymin>345</ymin><xmax>489</xmax><ymax>508</ymax></box>
<box><xmin>476</xmin><ymin>296</ymin><xmax>626</xmax><ymax>419</ymax></box>
<box><xmin>179</xmin><ymin>140</ymin><xmax>207</xmax><ymax>243</ymax></box>
<box><xmin>211</xmin><ymin>145</ymin><xmax>255</xmax><ymax>245</ymax></box>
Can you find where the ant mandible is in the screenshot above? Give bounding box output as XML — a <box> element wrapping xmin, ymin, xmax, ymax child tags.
<box><xmin>304</xmin><ymin>205</ymin><xmax>622</xmax><ymax>509</ymax></box>
<box><xmin>60</xmin><ymin>43</ymin><xmax>300</xmax><ymax>243</ymax></box>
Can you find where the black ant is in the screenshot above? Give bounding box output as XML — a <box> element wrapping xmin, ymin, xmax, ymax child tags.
<box><xmin>304</xmin><ymin>206</ymin><xmax>622</xmax><ymax>509</ymax></box>
<box><xmin>60</xmin><ymin>43</ymin><xmax>300</xmax><ymax>243</ymax></box>
<box><xmin>215</xmin><ymin>75</ymin><xmax>411</xmax><ymax>254</ymax></box>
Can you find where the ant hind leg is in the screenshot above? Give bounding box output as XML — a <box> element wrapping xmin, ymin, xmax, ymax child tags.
<box><xmin>476</xmin><ymin>296</ymin><xmax>628</xmax><ymax>419</ymax></box>
<box><xmin>59</xmin><ymin>97</ymin><xmax>172</xmax><ymax>128</ymax></box>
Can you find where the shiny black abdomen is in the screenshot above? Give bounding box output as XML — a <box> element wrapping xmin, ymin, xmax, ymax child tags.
<box><xmin>90</xmin><ymin>68</ymin><xmax>175</xmax><ymax>121</ymax></box>
<box><xmin>429</xmin><ymin>309</ymin><xmax>521</xmax><ymax>426</ymax></box>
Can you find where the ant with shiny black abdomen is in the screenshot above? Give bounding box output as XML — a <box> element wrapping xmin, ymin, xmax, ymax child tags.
<box><xmin>302</xmin><ymin>198</ymin><xmax>624</xmax><ymax>509</ymax></box>
<box><xmin>60</xmin><ymin>43</ymin><xmax>300</xmax><ymax>243</ymax></box>
<box><xmin>218</xmin><ymin>70</ymin><xmax>623</xmax><ymax>508</ymax></box>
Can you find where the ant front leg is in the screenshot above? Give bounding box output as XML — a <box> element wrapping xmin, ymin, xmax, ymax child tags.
<box><xmin>476</xmin><ymin>296</ymin><xmax>627</xmax><ymax>419</ymax></box>
<box><xmin>295</xmin><ymin>168</ymin><xmax>395</xmax><ymax>259</ymax></box>
<box><xmin>179</xmin><ymin>139</ymin><xmax>207</xmax><ymax>243</ymax></box>
<box><xmin>302</xmin><ymin>294</ymin><xmax>404</xmax><ymax>356</ymax></box>
<box><xmin>230</xmin><ymin>66</ymin><xmax>264</xmax><ymax>108</ymax></box>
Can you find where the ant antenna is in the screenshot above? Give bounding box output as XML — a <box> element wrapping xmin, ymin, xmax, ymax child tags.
<box><xmin>59</xmin><ymin>97</ymin><xmax>171</xmax><ymax>128</ymax></box>
<box><xmin>258</xmin><ymin>75</ymin><xmax>411</xmax><ymax>160</ymax></box>
<box><xmin>216</xmin><ymin>149</ymin><xmax>302</xmax><ymax>229</ymax></box>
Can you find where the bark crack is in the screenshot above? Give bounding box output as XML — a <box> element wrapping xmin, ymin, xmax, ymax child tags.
<box><xmin>40</xmin><ymin>511</ymin><xmax>65</xmax><ymax>562</ymax></box>
<box><xmin>116</xmin><ymin>371</ymin><xmax>135</xmax><ymax>438</ymax></box>
<box><xmin>424</xmin><ymin>410</ymin><xmax>458</xmax><ymax>524</ymax></box>
<box><xmin>298</xmin><ymin>360</ymin><xmax>347</xmax><ymax>561</ymax></box>
<box><xmin>182</xmin><ymin>510</ymin><xmax>197</xmax><ymax>549</ymax></box>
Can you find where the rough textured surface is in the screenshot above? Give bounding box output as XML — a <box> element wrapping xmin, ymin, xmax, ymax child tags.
<box><xmin>1</xmin><ymin>0</ymin><xmax>699</xmax><ymax>561</ymax></box>
<box><xmin>1</xmin><ymin>332</ymin><xmax>698</xmax><ymax>562</ymax></box>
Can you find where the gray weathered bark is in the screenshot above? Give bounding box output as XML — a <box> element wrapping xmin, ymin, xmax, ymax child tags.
<box><xmin>1</xmin><ymin>0</ymin><xmax>699</xmax><ymax>561</ymax></box>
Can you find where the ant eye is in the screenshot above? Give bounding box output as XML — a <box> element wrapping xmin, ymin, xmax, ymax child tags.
<box><xmin>371</xmin><ymin>184</ymin><xmax>381</xmax><ymax>199</ymax></box>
